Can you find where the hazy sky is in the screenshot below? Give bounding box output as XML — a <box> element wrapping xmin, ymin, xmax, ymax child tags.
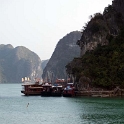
<box><xmin>0</xmin><ymin>0</ymin><xmax>112</xmax><ymax>60</ymax></box>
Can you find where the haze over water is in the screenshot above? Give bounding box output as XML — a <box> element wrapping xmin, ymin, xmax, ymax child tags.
<box><xmin>0</xmin><ymin>84</ymin><xmax>124</xmax><ymax>124</ymax></box>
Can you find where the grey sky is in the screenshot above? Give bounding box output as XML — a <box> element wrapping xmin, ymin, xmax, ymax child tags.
<box><xmin>0</xmin><ymin>0</ymin><xmax>112</xmax><ymax>60</ymax></box>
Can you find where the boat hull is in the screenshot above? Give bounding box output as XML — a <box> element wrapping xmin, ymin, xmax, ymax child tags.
<box><xmin>63</xmin><ymin>90</ymin><xmax>75</xmax><ymax>97</ymax></box>
<box><xmin>41</xmin><ymin>91</ymin><xmax>51</xmax><ymax>96</ymax></box>
<box><xmin>51</xmin><ymin>92</ymin><xmax>62</xmax><ymax>96</ymax></box>
<box><xmin>21</xmin><ymin>91</ymin><xmax>42</xmax><ymax>96</ymax></box>
<box><xmin>62</xmin><ymin>83</ymin><xmax>75</xmax><ymax>97</ymax></box>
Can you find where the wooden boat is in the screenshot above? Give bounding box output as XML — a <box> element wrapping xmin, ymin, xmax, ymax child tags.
<box><xmin>63</xmin><ymin>83</ymin><xmax>75</xmax><ymax>97</ymax></box>
<box><xmin>51</xmin><ymin>84</ymin><xmax>63</xmax><ymax>96</ymax></box>
<box><xmin>41</xmin><ymin>83</ymin><xmax>52</xmax><ymax>96</ymax></box>
<box><xmin>21</xmin><ymin>78</ymin><xmax>43</xmax><ymax>96</ymax></box>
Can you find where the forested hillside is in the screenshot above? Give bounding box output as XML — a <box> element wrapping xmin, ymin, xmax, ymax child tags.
<box><xmin>66</xmin><ymin>0</ymin><xmax>124</xmax><ymax>89</ymax></box>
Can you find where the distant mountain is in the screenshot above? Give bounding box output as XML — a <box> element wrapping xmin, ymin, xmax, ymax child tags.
<box><xmin>41</xmin><ymin>59</ymin><xmax>49</xmax><ymax>70</ymax></box>
<box><xmin>0</xmin><ymin>44</ymin><xmax>42</xmax><ymax>83</ymax></box>
<box><xmin>42</xmin><ymin>31</ymin><xmax>81</xmax><ymax>82</ymax></box>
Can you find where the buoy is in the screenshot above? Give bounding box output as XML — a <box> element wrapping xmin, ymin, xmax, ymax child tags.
<box><xmin>27</xmin><ymin>103</ymin><xmax>29</xmax><ymax>108</ymax></box>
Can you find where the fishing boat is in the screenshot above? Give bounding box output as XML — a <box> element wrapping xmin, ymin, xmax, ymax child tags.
<box><xmin>21</xmin><ymin>78</ymin><xmax>43</xmax><ymax>96</ymax></box>
<box><xmin>63</xmin><ymin>83</ymin><xmax>75</xmax><ymax>97</ymax></box>
<box><xmin>51</xmin><ymin>84</ymin><xmax>63</xmax><ymax>96</ymax></box>
<box><xmin>41</xmin><ymin>83</ymin><xmax>52</xmax><ymax>96</ymax></box>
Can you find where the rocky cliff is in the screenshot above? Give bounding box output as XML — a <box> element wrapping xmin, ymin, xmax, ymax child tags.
<box><xmin>42</xmin><ymin>31</ymin><xmax>81</xmax><ymax>82</ymax></box>
<box><xmin>66</xmin><ymin>0</ymin><xmax>124</xmax><ymax>89</ymax></box>
<box><xmin>41</xmin><ymin>59</ymin><xmax>49</xmax><ymax>70</ymax></box>
<box><xmin>0</xmin><ymin>44</ymin><xmax>42</xmax><ymax>83</ymax></box>
<box><xmin>77</xmin><ymin>13</ymin><xmax>109</xmax><ymax>56</ymax></box>
<box><xmin>112</xmin><ymin>0</ymin><xmax>124</xmax><ymax>17</ymax></box>
<box><xmin>77</xmin><ymin>0</ymin><xmax>124</xmax><ymax>56</ymax></box>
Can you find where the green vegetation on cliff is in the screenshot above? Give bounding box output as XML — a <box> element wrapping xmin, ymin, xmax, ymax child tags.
<box><xmin>66</xmin><ymin>1</ymin><xmax>124</xmax><ymax>89</ymax></box>
<box><xmin>66</xmin><ymin>27</ymin><xmax>124</xmax><ymax>89</ymax></box>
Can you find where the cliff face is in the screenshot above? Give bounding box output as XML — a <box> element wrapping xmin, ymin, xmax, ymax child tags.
<box><xmin>0</xmin><ymin>44</ymin><xmax>42</xmax><ymax>83</ymax></box>
<box><xmin>66</xmin><ymin>0</ymin><xmax>124</xmax><ymax>89</ymax></box>
<box><xmin>112</xmin><ymin>0</ymin><xmax>124</xmax><ymax>16</ymax></box>
<box><xmin>42</xmin><ymin>31</ymin><xmax>81</xmax><ymax>82</ymax></box>
<box><xmin>77</xmin><ymin>0</ymin><xmax>124</xmax><ymax>56</ymax></box>
<box><xmin>77</xmin><ymin>13</ymin><xmax>109</xmax><ymax>56</ymax></box>
<box><xmin>41</xmin><ymin>59</ymin><xmax>49</xmax><ymax>70</ymax></box>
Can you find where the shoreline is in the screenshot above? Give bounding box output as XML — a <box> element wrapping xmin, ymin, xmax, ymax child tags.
<box><xmin>75</xmin><ymin>89</ymin><xmax>124</xmax><ymax>97</ymax></box>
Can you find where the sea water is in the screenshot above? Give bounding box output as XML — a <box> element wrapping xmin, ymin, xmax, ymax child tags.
<box><xmin>0</xmin><ymin>84</ymin><xmax>124</xmax><ymax>124</ymax></box>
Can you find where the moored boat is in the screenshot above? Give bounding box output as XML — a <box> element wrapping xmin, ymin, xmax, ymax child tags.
<box><xmin>63</xmin><ymin>83</ymin><xmax>75</xmax><ymax>97</ymax></box>
<box><xmin>41</xmin><ymin>83</ymin><xmax>52</xmax><ymax>96</ymax></box>
<box><xmin>51</xmin><ymin>84</ymin><xmax>63</xmax><ymax>96</ymax></box>
<box><xmin>21</xmin><ymin>78</ymin><xmax>43</xmax><ymax>96</ymax></box>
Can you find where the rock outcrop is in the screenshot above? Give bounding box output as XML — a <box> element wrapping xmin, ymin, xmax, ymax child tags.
<box><xmin>42</xmin><ymin>31</ymin><xmax>81</xmax><ymax>82</ymax></box>
<box><xmin>0</xmin><ymin>44</ymin><xmax>42</xmax><ymax>83</ymax></box>
<box><xmin>77</xmin><ymin>0</ymin><xmax>124</xmax><ymax>56</ymax></box>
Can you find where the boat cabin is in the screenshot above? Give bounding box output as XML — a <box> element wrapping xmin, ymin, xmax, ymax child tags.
<box><xmin>21</xmin><ymin>82</ymin><xmax>43</xmax><ymax>96</ymax></box>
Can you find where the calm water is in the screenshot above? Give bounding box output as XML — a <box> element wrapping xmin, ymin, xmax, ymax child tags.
<box><xmin>0</xmin><ymin>84</ymin><xmax>124</xmax><ymax>124</ymax></box>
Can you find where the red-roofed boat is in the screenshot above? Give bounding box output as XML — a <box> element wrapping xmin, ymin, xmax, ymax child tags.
<box><xmin>63</xmin><ymin>83</ymin><xmax>76</xmax><ymax>97</ymax></box>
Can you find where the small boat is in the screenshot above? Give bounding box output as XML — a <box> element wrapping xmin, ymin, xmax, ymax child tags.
<box><xmin>21</xmin><ymin>78</ymin><xmax>43</xmax><ymax>96</ymax></box>
<box><xmin>63</xmin><ymin>83</ymin><xmax>75</xmax><ymax>97</ymax></box>
<box><xmin>51</xmin><ymin>84</ymin><xmax>63</xmax><ymax>96</ymax></box>
<box><xmin>41</xmin><ymin>83</ymin><xmax>52</xmax><ymax>96</ymax></box>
